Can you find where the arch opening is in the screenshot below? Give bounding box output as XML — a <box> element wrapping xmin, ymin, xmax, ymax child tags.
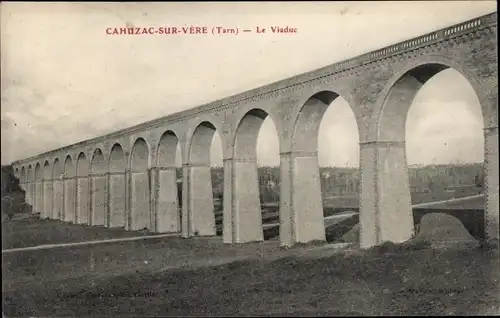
<box><xmin>27</xmin><ymin>165</ymin><xmax>33</xmax><ymax>182</ymax></box>
<box><xmin>232</xmin><ymin>109</ymin><xmax>280</xmax><ymax>243</ymax></box>
<box><xmin>42</xmin><ymin>161</ymin><xmax>53</xmax><ymax>219</ymax></box>
<box><xmin>130</xmin><ymin>138</ymin><xmax>152</xmax><ymax>231</ymax></box>
<box><xmin>52</xmin><ymin>158</ymin><xmax>63</xmax><ymax>219</ymax></box>
<box><xmin>53</xmin><ymin>159</ymin><xmax>63</xmax><ymax>180</ymax></box>
<box><xmin>76</xmin><ymin>152</ymin><xmax>89</xmax><ymax>224</ymax></box>
<box><xmin>26</xmin><ymin>165</ymin><xmax>34</xmax><ymax>209</ymax></box>
<box><xmin>291</xmin><ymin>91</ymin><xmax>360</xmax><ymax>244</ymax></box>
<box><xmin>35</xmin><ymin>163</ymin><xmax>42</xmax><ymax>181</ymax></box>
<box><xmin>20</xmin><ymin>166</ymin><xmax>26</xmax><ymax>185</ymax></box>
<box><xmin>156</xmin><ymin>131</ymin><xmax>182</xmax><ymax>233</ymax></box>
<box><xmin>131</xmin><ymin>138</ymin><xmax>149</xmax><ymax>172</ymax></box>
<box><xmin>376</xmin><ymin>64</ymin><xmax>489</xmax><ymax>245</ymax></box>
<box><xmin>34</xmin><ymin>163</ymin><xmax>42</xmax><ymax>215</ymax></box>
<box><xmin>63</xmin><ymin>156</ymin><xmax>76</xmax><ymax>222</ymax></box>
<box><xmin>108</xmin><ymin>143</ymin><xmax>126</xmax><ymax>228</ymax></box>
<box><xmin>187</xmin><ymin>121</ymin><xmax>223</xmax><ymax>237</ymax></box>
<box><xmin>43</xmin><ymin>161</ymin><xmax>51</xmax><ymax>179</ymax></box>
<box><xmin>77</xmin><ymin>153</ymin><xmax>89</xmax><ymax>177</ymax></box>
<box><xmin>404</xmin><ymin>67</ymin><xmax>486</xmax><ymax>241</ymax></box>
<box><xmin>91</xmin><ymin>149</ymin><xmax>107</xmax><ymax>227</ymax></box>
<box><xmin>109</xmin><ymin>143</ymin><xmax>126</xmax><ymax>172</ymax></box>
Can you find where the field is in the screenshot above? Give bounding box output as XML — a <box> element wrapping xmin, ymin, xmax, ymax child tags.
<box><xmin>2</xmin><ymin>193</ymin><xmax>485</xmax><ymax>250</ymax></box>
<box><xmin>1</xmin><ymin>215</ymin><xmax>160</xmax><ymax>250</ymax></box>
<box><xmin>2</xmin><ymin>192</ymin><xmax>496</xmax><ymax>316</ymax></box>
<box><xmin>3</xmin><ymin>235</ymin><xmax>499</xmax><ymax>316</ymax></box>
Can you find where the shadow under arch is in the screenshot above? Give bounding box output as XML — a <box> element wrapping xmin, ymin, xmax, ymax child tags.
<box><xmin>26</xmin><ymin>164</ymin><xmax>34</xmax><ymax>210</ymax></box>
<box><xmin>52</xmin><ymin>158</ymin><xmax>62</xmax><ymax>180</ymax></box>
<box><xmin>286</xmin><ymin>90</ymin><xmax>360</xmax><ymax>245</ymax></box>
<box><xmin>34</xmin><ymin>162</ymin><xmax>42</xmax><ymax>215</ymax></box>
<box><xmin>76</xmin><ymin>152</ymin><xmax>89</xmax><ymax>224</ymax></box>
<box><xmin>186</xmin><ymin>121</ymin><xmax>221</xmax><ymax>237</ymax></box>
<box><xmin>91</xmin><ymin>149</ymin><xmax>107</xmax><ymax>227</ymax></box>
<box><xmin>27</xmin><ymin>165</ymin><xmax>33</xmax><ymax>181</ymax></box>
<box><xmin>42</xmin><ymin>161</ymin><xmax>52</xmax><ymax>219</ymax></box>
<box><xmin>372</xmin><ymin>61</ymin><xmax>493</xmax><ymax>246</ymax></box>
<box><xmin>63</xmin><ymin>155</ymin><xmax>76</xmax><ymax>223</ymax></box>
<box><xmin>130</xmin><ymin>138</ymin><xmax>150</xmax><ymax>171</ymax></box>
<box><xmin>43</xmin><ymin>160</ymin><xmax>51</xmax><ymax>177</ymax></box>
<box><xmin>52</xmin><ymin>158</ymin><xmax>63</xmax><ymax>219</ymax></box>
<box><xmin>108</xmin><ymin>143</ymin><xmax>127</xmax><ymax>228</ymax></box>
<box><xmin>230</xmin><ymin>108</ymin><xmax>281</xmax><ymax>243</ymax></box>
<box><xmin>20</xmin><ymin>166</ymin><xmax>25</xmax><ymax>185</ymax></box>
<box><xmin>35</xmin><ymin>162</ymin><xmax>42</xmax><ymax>181</ymax></box>
<box><xmin>156</xmin><ymin>130</ymin><xmax>182</xmax><ymax>233</ymax></box>
<box><xmin>130</xmin><ymin>138</ymin><xmax>152</xmax><ymax>231</ymax></box>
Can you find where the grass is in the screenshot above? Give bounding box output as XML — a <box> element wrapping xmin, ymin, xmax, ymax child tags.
<box><xmin>1</xmin><ymin>214</ymin><xmax>159</xmax><ymax>250</ymax></box>
<box><xmin>2</xmin><ymin>195</ymin><xmax>493</xmax><ymax>315</ymax></box>
<box><xmin>3</xmin><ymin>191</ymin><xmax>484</xmax><ymax>250</ymax></box>
<box><xmin>2</xmin><ymin>238</ymin><xmax>499</xmax><ymax>317</ymax></box>
<box><xmin>1</xmin><ymin>198</ymin><xmax>497</xmax><ymax>316</ymax></box>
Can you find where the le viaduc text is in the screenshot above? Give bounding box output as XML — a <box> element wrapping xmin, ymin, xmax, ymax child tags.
<box><xmin>105</xmin><ymin>26</ymin><xmax>298</xmax><ymax>35</ymax></box>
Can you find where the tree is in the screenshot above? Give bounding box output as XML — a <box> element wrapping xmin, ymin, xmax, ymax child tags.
<box><xmin>1</xmin><ymin>165</ymin><xmax>27</xmax><ymax>221</ymax></box>
<box><xmin>475</xmin><ymin>171</ymin><xmax>485</xmax><ymax>188</ymax></box>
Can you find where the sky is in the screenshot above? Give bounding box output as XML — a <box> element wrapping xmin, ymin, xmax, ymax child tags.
<box><xmin>1</xmin><ymin>1</ymin><xmax>496</xmax><ymax>167</ymax></box>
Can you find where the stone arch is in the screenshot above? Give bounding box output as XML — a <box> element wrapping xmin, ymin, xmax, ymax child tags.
<box><xmin>35</xmin><ymin>162</ymin><xmax>42</xmax><ymax>181</ymax></box>
<box><xmin>157</xmin><ymin>130</ymin><xmax>181</xmax><ymax>167</ymax></box>
<box><xmin>230</xmin><ymin>108</ymin><xmax>281</xmax><ymax>243</ymax></box>
<box><xmin>188</xmin><ymin>121</ymin><xmax>218</xmax><ymax>165</ymax></box>
<box><xmin>130</xmin><ymin>138</ymin><xmax>152</xmax><ymax>230</ymax></box>
<box><xmin>232</xmin><ymin>105</ymin><xmax>284</xmax><ymax>154</ymax></box>
<box><xmin>186</xmin><ymin>121</ymin><xmax>221</xmax><ymax>237</ymax></box>
<box><xmin>52</xmin><ymin>158</ymin><xmax>63</xmax><ymax>219</ymax></box>
<box><xmin>108</xmin><ymin>143</ymin><xmax>126</xmax><ymax>228</ymax></box>
<box><xmin>43</xmin><ymin>161</ymin><xmax>51</xmax><ymax>180</ymax></box>
<box><xmin>20</xmin><ymin>166</ymin><xmax>26</xmax><ymax>184</ymax></box>
<box><xmin>26</xmin><ymin>164</ymin><xmax>34</xmax><ymax>207</ymax></box>
<box><xmin>76</xmin><ymin>152</ymin><xmax>89</xmax><ymax>224</ymax></box>
<box><xmin>288</xmin><ymin>91</ymin><xmax>359</xmax><ymax>244</ymax></box>
<box><xmin>64</xmin><ymin>155</ymin><xmax>75</xmax><ymax>177</ymax></box>
<box><xmin>377</xmin><ymin>58</ymin><xmax>493</xmax><ymax>141</ymax></box>
<box><xmin>63</xmin><ymin>155</ymin><xmax>76</xmax><ymax>222</ymax></box>
<box><xmin>292</xmin><ymin>91</ymin><xmax>347</xmax><ymax>152</ymax></box>
<box><xmin>109</xmin><ymin>143</ymin><xmax>126</xmax><ymax>172</ymax></box>
<box><xmin>156</xmin><ymin>130</ymin><xmax>182</xmax><ymax>233</ymax></box>
<box><xmin>130</xmin><ymin>138</ymin><xmax>150</xmax><ymax>172</ymax></box>
<box><xmin>27</xmin><ymin>164</ymin><xmax>33</xmax><ymax>182</ymax></box>
<box><xmin>77</xmin><ymin>152</ymin><xmax>89</xmax><ymax>177</ymax></box>
<box><xmin>370</xmin><ymin>59</ymin><xmax>496</xmax><ymax>247</ymax></box>
<box><xmin>91</xmin><ymin>149</ymin><xmax>106</xmax><ymax>174</ymax></box>
<box><xmin>42</xmin><ymin>161</ymin><xmax>52</xmax><ymax>219</ymax></box>
<box><xmin>91</xmin><ymin>149</ymin><xmax>106</xmax><ymax>226</ymax></box>
<box><xmin>233</xmin><ymin>109</ymin><xmax>269</xmax><ymax>160</ymax></box>
<box><xmin>53</xmin><ymin>158</ymin><xmax>62</xmax><ymax>179</ymax></box>
<box><xmin>34</xmin><ymin>163</ymin><xmax>42</xmax><ymax>214</ymax></box>
<box><xmin>187</xmin><ymin>115</ymin><xmax>227</xmax><ymax>161</ymax></box>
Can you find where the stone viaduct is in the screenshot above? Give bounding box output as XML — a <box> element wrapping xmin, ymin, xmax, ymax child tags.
<box><xmin>11</xmin><ymin>13</ymin><xmax>498</xmax><ymax>248</ymax></box>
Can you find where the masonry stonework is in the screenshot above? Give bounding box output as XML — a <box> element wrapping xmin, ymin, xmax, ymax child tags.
<box><xmin>12</xmin><ymin>13</ymin><xmax>498</xmax><ymax>248</ymax></box>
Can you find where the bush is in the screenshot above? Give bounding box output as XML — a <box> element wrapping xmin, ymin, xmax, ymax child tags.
<box><xmin>366</xmin><ymin>238</ymin><xmax>431</xmax><ymax>255</ymax></box>
<box><xmin>1</xmin><ymin>165</ymin><xmax>27</xmax><ymax>221</ymax></box>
